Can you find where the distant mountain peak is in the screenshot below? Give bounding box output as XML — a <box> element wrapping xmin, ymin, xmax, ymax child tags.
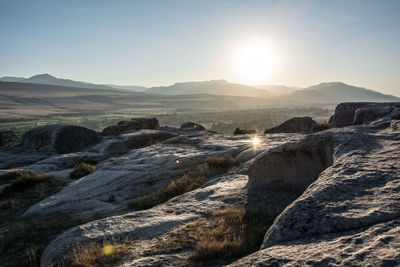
<box><xmin>31</xmin><ymin>73</ymin><xmax>55</xmax><ymax>78</ymax></box>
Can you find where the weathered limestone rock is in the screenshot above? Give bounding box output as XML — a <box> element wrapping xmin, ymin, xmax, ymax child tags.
<box><xmin>229</xmin><ymin>125</ymin><xmax>400</xmax><ymax>266</ymax></box>
<box><xmin>354</xmin><ymin>103</ymin><xmax>394</xmax><ymax>124</ymax></box>
<box><xmin>22</xmin><ymin>124</ymin><xmax>99</xmax><ymax>154</ymax></box>
<box><xmin>0</xmin><ymin>130</ymin><xmax>18</xmax><ymax>146</ymax></box>
<box><xmin>23</xmin><ymin>130</ymin><xmax>248</xmax><ymax>219</ymax></box>
<box><xmin>40</xmin><ymin>174</ymin><xmax>249</xmax><ymax>266</ymax></box>
<box><xmin>180</xmin><ymin>121</ymin><xmax>206</xmax><ymax>131</ymax></box>
<box><xmin>248</xmin><ymin>132</ymin><xmax>333</xmax><ymax>193</ymax></box>
<box><xmin>102</xmin><ymin>118</ymin><xmax>159</xmax><ymax>136</ymax></box>
<box><xmin>329</xmin><ymin>102</ymin><xmax>400</xmax><ymax>127</ymax></box>
<box><xmin>264</xmin><ymin>116</ymin><xmax>317</xmax><ymax>134</ymax></box>
<box><xmin>93</xmin><ymin>130</ymin><xmax>177</xmax><ymax>156</ymax></box>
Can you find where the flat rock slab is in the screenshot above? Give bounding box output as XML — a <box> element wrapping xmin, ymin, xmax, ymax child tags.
<box><xmin>41</xmin><ymin>174</ymin><xmax>248</xmax><ymax>266</ymax></box>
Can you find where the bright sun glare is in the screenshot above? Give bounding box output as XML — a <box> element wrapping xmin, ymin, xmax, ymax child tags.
<box><xmin>252</xmin><ymin>137</ymin><xmax>260</xmax><ymax>145</ymax></box>
<box><xmin>234</xmin><ymin>41</ymin><xmax>277</xmax><ymax>85</ymax></box>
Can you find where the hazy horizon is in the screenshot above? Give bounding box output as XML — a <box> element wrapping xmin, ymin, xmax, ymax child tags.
<box><xmin>1</xmin><ymin>0</ymin><xmax>399</xmax><ymax>96</ymax></box>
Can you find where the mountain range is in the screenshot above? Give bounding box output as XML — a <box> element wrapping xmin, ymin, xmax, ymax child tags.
<box><xmin>1</xmin><ymin>74</ymin><xmax>399</xmax><ymax>104</ymax></box>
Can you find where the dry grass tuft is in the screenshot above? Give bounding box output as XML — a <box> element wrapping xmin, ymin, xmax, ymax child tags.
<box><xmin>129</xmin><ymin>154</ymin><xmax>236</xmax><ymax>210</ymax></box>
<box><xmin>314</xmin><ymin>121</ymin><xmax>330</xmax><ymax>132</ymax></box>
<box><xmin>129</xmin><ymin>174</ymin><xmax>205</xmax><ymax>210</ymax></box>
<box><xmin>153</xmin><ymin>206</ymin><xmax>273</xmax><ymax>262</ymax></box>
<box><xmin>0</xmin><ymin>170</ymin><xmax>49</xmax><ymax>191</ymax></box>
<box><xmin>70</xmin><ymin>162</ymin><xmax>96</xmax><ymax>179</ymax></box>
<box><xmin>61</xmin><ymin>239</ymin><xmax>134</xmax><ymax>267</ymax></box>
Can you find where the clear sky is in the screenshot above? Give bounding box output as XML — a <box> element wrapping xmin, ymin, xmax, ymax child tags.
<box><xmin>1</xmin><ymin>0</ymin><xmax>399</xmax><ymax>95</ymax></box>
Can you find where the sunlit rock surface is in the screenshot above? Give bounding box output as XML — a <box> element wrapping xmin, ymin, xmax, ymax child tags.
<box><xmin>229</xmin><ymin>125</ymin><xmax>400</xmax><ymax>266</ymax></box>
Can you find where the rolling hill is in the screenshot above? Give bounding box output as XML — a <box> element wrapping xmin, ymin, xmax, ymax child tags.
<box><xmin>288</xmin><ymin>82</ymin><xmax>399</xmax><ymax>103</ymax></box>
<box><xmin>0</xmin><ymin>74</ymin><xmax>147</xmax><ymax>92</ymax></box>
<box><xmin>146</xmin><ymin>80</ymin><xmax>272</xmax><ymax>98</ymax></box>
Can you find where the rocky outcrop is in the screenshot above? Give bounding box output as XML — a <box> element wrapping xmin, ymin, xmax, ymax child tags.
<box><xmin>41</xmin><ymin>174</ymin><xmax>249</xmax><ymax>266</ymax></box>
<box><xmin>93</xmin><ymin>130</ymin><xmax>176</xmax><ymax>156</ymax></box>
<box><xmin>22</xmin><ymin>124</ymin><xmax>99</xmax><ymax>154</ymax></box>
<box><xmin>229</xmin><ymin>124</ymin><xmax>400</xmax><ymax>266</ymax></box>
<box><xmin>264</xmin><ymin>116</ymin><xmax>317</xmax><ymax>134</ymax></box>
<box><xmin>102</xmin><ymin>118</ymin><xmax>159</xmax><ymax>136</ymax></box>
<box><xmin>180</xmin><ymin>121</ymin><xmax>206</xmax><ymax>131</ymax></box>
<box><xmin>0</xmin><ymin>131</ymin><xmax>18</xmax><ymax>146</ymax></box>
<box><xmin>249</xmin><ymin>132</ymin><xmax>333</xmax><ymax>193</ymax></box>
<box><xmin>329</xmin><ymin>102</ymin><xmax>400</xmax><ymax>127</ymax></box>
<box><xmin>23</xmin><ymin>128</ymin><xmax>249</xmax><ymax>220</ymax></box>
<box><xmin>1</xmin><ymin>107</ymin><xmax>399</xmax><ymax>266</ymax></box>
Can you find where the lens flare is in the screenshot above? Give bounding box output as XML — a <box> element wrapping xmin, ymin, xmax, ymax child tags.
<box><xmin>103</xmin><ymin>245</ymin><xmax>114</xmax><ymax>255</ymax></box>
<box><xmin>252</xmin><ymin>137</ymin><xmax>260</xmax><ymax>145</ymax></box>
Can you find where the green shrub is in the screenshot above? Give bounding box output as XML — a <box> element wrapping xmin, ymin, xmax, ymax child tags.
<box><xmin>70</xmin><ymin>163</ymin><xmax>96</xmax><ymax>179</ymax></box>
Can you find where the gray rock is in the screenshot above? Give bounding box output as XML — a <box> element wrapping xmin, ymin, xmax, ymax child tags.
<box><xmin>40</xmin><ymin>174</ymin><xmax>248</xmax><ymax>266</ymax></box>
<box><xmin>229</xmin><ymin>125</ymin><xmax>400</xmax><ymax>266</ymax></box>
<box><xmin>248</xmin><ymin>132</ymin><xmax>333</xmax><ymax>193</ymax></box>
<box><xmin>264</xmin><ymin>116</ymin><xmax>317</xmax><ymax>134</ymax></box>
<box><xmin>354</xmin><ymin>103</ymin><xmax>393</xmax><ymax>124</ymax></box>
<box><xmin>0</xmin><ymin>131</ymin><xmax>18</xmax><ymax>146</ymax></box>
<box><xmin>329</xmin><ymin>102</ymin><xmax>400</xmax><ymax>127</ymax></box>
<box><xmin>22</xmin><ymin>124</ymin><xmax>99</xmax><ymax>154</ymax></box>
<box><xmin>23</xmin><ymin>131</ymin><xmax>248</xmax><ymax>219</ymax></box>
<box><xmin>102</xmin><ymin>118</ymin><xmax>159</xmax><ymax>136</ymax></box>
<box><xmin>94</xmin><ymin>130</ymin><xmax>177</xmax><ymax>156</ymax></box>
<box><xmin>180</xmin><ymin>121</ymin><xmax>206</xmax><ymax>131</ymax></box>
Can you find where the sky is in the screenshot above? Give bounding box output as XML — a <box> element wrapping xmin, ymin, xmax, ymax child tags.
<box><xmin>0</xmin><ymin>0</ymin><xmax>399</xmax><ymax>96</ymax></box>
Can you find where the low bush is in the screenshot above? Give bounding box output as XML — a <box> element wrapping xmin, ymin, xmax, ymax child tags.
<box><xmin>233</xmin><ymin>127</ymin><xmax>257</xmax><ymax>135</ymax></box>
<box><xmin>70</xmin><ymin>162</ymin><xmax>96</xmax><ymax>179</ymax></box>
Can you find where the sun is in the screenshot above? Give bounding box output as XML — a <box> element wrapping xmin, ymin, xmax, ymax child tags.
<box><xmin>234</xmin><ymin>41</ymin><xmax>277</xmax><ymax>85</ymax></box>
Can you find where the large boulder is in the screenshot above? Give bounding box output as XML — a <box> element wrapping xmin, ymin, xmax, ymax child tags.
<box><xmin>95</xmin><ymin>130</ymin><xmax>177</xmax><ymax>156</ymax></box>
<box><xmin>264</xmin><ymin>117</ymin><xmax>317</xmax><ymax>134</ymax></box>
<box><xmin>229</xmin><ymin>125</ymin><xmax>400</xmax><ymax>266</ymax></box>
<box><xmin>248</xmin><ymin>133</ymin><xmax>333</xmax><ymax>193</ymax></box>
<box><xmin>0</xmin><ymin>131</ymin><xmax>18</xmax><ymax>146</ymax></box>
<box><xmin>22</xmin><ymin>124</ymin><xmax>99</xmax><ymax>154</ymax></box>
<box><xmin>329</xmin><ymin>102</ymin><xmax>400</xmax><ymax>127</ymax></box>
<box><xmin>102</xmin><ymin>118</ymin><xmax>159</xmax><ymax>136</ymax></box>
<box><xmin>354</xmin><ymin>103</ymin><xmax>397</xmax><ymax>124</ymax></box>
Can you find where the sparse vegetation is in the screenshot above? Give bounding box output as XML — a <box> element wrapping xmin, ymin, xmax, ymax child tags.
<box><xmin>153</xmin><ymin>206</ymin><xmax>274</xmax><ymax>263</ymax></box>
<box><xmin>129</xmin><ymin>154</ymin><xmax>236</xmax><ymax>210</ymax></box>
<box><xmin>70</xmin><ymin>162</ymin><xmax>96</xmax><ymax>179</ymax></box>
<box><xmin>314</xmin><ymin>121</ymin><xmax>330</xmax><ymax>131</ymax></box>
<box><xmin>0</xmin><ymin>170</ymin><xmax>73</xmax><ymax>266</ymax></box>
<box><xmin>60</xmin><ymin>239</ymin><xmax>134</xmax><ymax>267</ymax></box>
